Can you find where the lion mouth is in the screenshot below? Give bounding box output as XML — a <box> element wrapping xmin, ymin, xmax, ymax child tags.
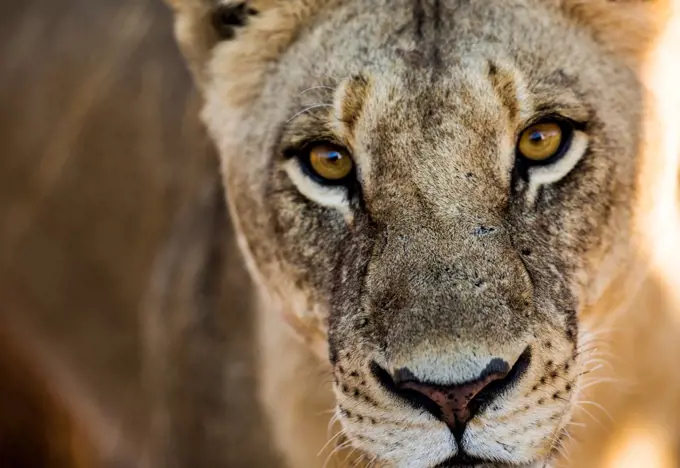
<box><xmin>433</xmin><ymin>452</ymin><xmax>542</xmax><ymax>468</ymax></box>
<box><xmin>364</xmin><ymin>348</ymin><xmax>550</xmax><ymax>467</ymax></box>
<box><xmin>432</xmin><ymin>453</ymin><xmax>500</xmax><ymax>467</ymax></box>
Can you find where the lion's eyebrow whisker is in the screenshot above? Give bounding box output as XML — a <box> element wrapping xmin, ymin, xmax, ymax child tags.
<box><xmin>299</xmin><ymin>85</ymin><xmax>336</xmax><ymax>96</ymax></box>
<box><xmin>286</xmin><ymin>103</ymin><xmax>334</xmax><ymax>123</ymax></box>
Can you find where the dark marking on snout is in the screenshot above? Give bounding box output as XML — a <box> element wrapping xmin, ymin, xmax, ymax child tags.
<box><xmin>472</xmin><ymin>225</ymin><xmax>497</xmax><ymax>236</ymax></box>
<box><xmin>413</xmin><ymin>0</ymin><xmax>426</xmax><ymax>40</ymax></box>
<box><xmin>410</xmin><ymin>0</ymin><xmax>443</xmax><ymax>70</ymax></box>
<box><xmin>396</xmin><ymin>48</ymin><xmax>429</xmax><ymax>68</ymax></box>
<box><xmin>480</xmin><ymin>358</ymin><xmax>511</xmax><ymax>379</ymax></box>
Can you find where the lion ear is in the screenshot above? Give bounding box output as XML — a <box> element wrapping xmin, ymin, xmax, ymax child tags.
<box><xmin>163</xmin><ymin>0</ymin><xmax>278</xmax><ymax>10</ymax></box>
<box><xmin>563</xmin><ymin>0</ymin><xmax>674</xmax><ymax>64</ymax></box>
<box><xmin>163</xmin><ymin>1</ymin><xmax>270</xmax><ymax>86</ymax></box>
<box><xmin>162</xmin><ymin>0</ymin><xmax>198</xmax><ymax>9</ymax></box>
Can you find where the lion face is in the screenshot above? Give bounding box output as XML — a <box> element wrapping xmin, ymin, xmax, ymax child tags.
<box><xmin>168</xmin><ymin>0</ymin><xmax>673</xmax><ymax>466</ymax></box>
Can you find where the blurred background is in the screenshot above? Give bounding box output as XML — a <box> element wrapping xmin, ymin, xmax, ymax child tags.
<box><xmin>0</xmin><ymin>1</ymin><xmax>280</xmax><ymax>467</ymax></box>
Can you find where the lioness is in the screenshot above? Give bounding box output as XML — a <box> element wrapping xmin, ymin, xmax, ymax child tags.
<box><xmin>161</xmin><ymin>1</ymin><xmax>680</xmax><ymax>467</ymax></box>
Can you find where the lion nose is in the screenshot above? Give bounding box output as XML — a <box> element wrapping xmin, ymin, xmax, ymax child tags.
<box><xmin>372</xmin><ymin>349</ymin><xmax>531</xmax><ymax>431</ymax></box>
<box><xmin>397</xmin><ymin>369</ymin><xmax>509</xmax><ymax>429</ymax></box>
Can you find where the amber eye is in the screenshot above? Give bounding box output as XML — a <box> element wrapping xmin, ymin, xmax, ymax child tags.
<box><xmin>305</xmin><ymin>144</ymin><xmax>354</xmax><ymax>183</ymax></box>
<box><xmin>517</xmin><ymin>122</ymin><xmax>566</xmax><ymax>163</ymax></box>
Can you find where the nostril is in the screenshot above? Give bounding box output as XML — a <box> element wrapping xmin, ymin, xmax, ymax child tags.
<box><xmin>370</xmin><ymin>362</ymin><xmax>445</xmax><ymax>420</ymax></box>
<box><xmin>473</xmin><ymin>347</ymin><xmax>531</xmax><ymax>410</ymax></box>
<box><xmin>371</xmin><ymin>348</ymin><xmax>532</xmax><ymax>432</ymax></box>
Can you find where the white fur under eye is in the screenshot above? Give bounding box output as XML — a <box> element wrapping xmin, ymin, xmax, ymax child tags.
<box><xmin>284</xmin><ymin>159</ymin><xmax>352</xmax><ymax>214</ymax></box>
<box><xmin>525</xmin><ymin>131</ymin><xmax>589</xmax><ymax>204</ymax></box>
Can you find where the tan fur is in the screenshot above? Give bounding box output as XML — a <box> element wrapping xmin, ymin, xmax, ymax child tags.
<box><xmin>165</xmin><ymin>0</ymin><xmax>680</xmax><ymax>466</ymax></box>
<box><xmin>565</xmin><ymin>0</ymin><xmax>671</xmax><ymax>61</ymax></box>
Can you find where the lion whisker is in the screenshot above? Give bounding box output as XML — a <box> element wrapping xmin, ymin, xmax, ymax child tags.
<box><xmin>285</xmin><ymin>103</ymin><xmax>334</xmax><ymax>123</ymax></box>
<box><xmin>571</xmin><ymin>402</ymin><xmax>609</xmax><ymax>432</ymax></box>
<box><xmin>318</xmin><ymin>428</ymin><xmax>347</xmax><ymax>458</ymax></box>
<box><xmin>322</xmin><ymin>434</ymin><xmax>356</xmax><ymax>468</ymax></box>
<box><xmin>299</xmin><ymin>85</ymin><xmax>336</xmax><ymax>95</ymax></box>
<box><xmin>574</xmin><ymin>400</ymin><xmax>614</xmax><ymax>422</ymax></box>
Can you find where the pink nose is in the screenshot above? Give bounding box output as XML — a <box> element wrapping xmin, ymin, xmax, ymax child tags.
<box><xmin>398</xmin><ymin>370</ymin><xmax>510</xmax><ymax>429</ymax></box>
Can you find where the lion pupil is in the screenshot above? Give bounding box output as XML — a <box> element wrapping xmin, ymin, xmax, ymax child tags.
<box><xmin>530</xmin><ymin>132</ymin><xmax>544</xmax><ymax>144</ymax></box>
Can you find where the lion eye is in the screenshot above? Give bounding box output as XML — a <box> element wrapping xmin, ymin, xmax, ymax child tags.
<box><xmin>305</xmin><ymin>144</ymin><xmax>355</xmax><ymax>183</ymax></box>
<box><xmin>517</xmin><ymin>121</ymin><xmax>568</xmax><ymax>163</ymax></box>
